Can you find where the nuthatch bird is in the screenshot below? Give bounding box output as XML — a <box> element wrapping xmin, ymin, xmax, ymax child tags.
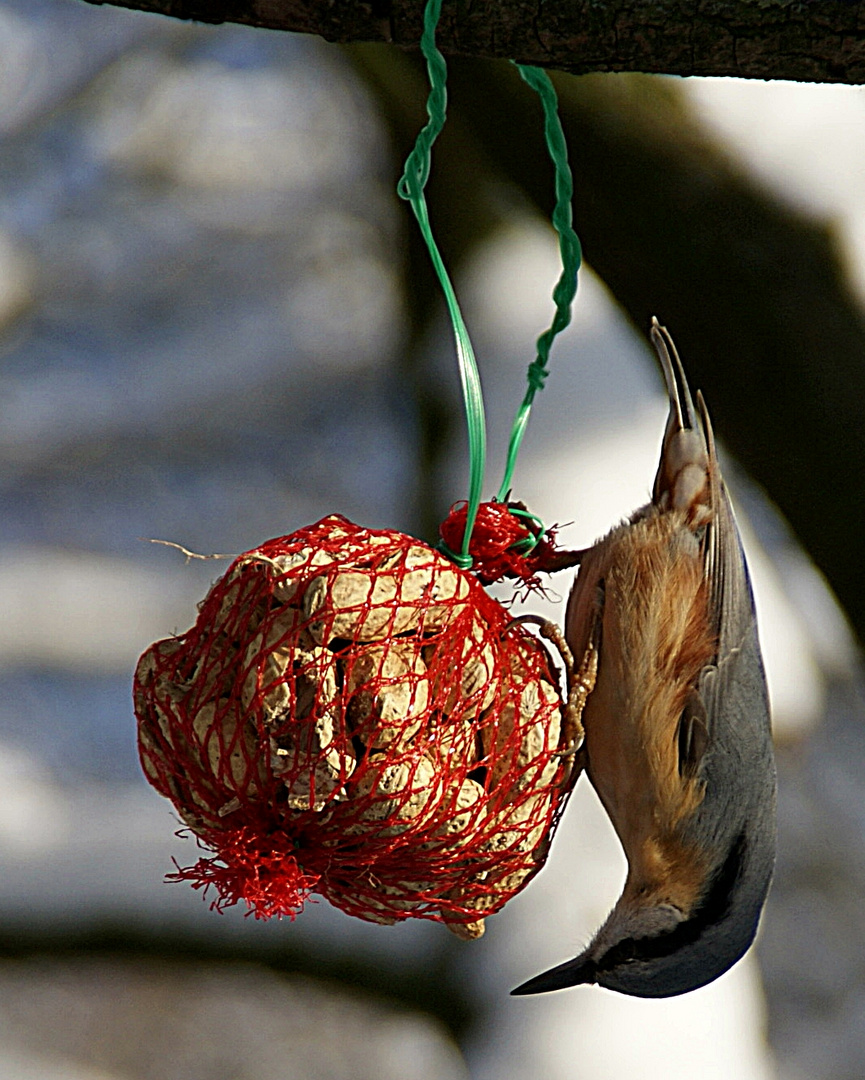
<box><xmin>513</xmin><ymin>319</ymin><xmax>776</xmax><ymax>999</ymax></box>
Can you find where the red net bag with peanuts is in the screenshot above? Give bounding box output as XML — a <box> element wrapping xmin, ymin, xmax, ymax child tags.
<box><xmin>135</xmin><ymin>515</ymin><xmax>587</xmax><ymax>938</ymax></box>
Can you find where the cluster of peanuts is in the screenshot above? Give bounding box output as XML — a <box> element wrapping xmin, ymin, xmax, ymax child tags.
<box><xmin>135</xmin><ymin>516</ymin><xmax>585</xmax><ymax>937</ymax></box>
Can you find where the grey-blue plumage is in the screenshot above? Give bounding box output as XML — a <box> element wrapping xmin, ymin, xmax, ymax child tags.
<box><xmin>512</xmin><ymin>320</ymin><xmax>776</xmax><ymax>998</ymax></box>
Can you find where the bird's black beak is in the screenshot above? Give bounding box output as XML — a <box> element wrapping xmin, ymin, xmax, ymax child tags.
<box><xmin>510</xmin><ymin>955</ymin><xmax>598</xmax><ymax>996</ymax></box>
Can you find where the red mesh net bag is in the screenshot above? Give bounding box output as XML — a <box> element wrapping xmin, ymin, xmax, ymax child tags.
<box><xmin>135</xmin><ymin>515</ymin><xmax>585</xmax><ymax>938</ymax></box>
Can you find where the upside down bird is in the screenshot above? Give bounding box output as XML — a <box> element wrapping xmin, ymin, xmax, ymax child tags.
<box><xmin>513</xmin><ymin>319</ymin><xmax>777</xmax><ymax>998</ymax></box>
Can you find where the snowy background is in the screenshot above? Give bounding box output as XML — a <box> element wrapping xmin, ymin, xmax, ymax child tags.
<box><xmin>0</xmin><ymin>2</ymin><xmax>863</xmax><ymax>1078</ymax></box>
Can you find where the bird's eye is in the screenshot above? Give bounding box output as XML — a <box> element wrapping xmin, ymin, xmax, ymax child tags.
<box><xmin>676</xmin><ymin>690</ymin><xmax>708</xmax><ymax>778</ymax></box>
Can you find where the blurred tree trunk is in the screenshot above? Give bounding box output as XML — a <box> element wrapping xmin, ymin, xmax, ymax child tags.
<box><xmin>348</xmin><ymin>46</ymin><xmax>865</xmax><ymax>647</ymax></box>
<box><xmin>81</xmin><ymin>0</ymin><xmax>865</xmax><ymax>83</ymax></box>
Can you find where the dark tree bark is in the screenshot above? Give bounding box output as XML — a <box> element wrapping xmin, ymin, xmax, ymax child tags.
<box><xmin>81</xmin><ymin>0</ymin><xmax>865</xmax><ymax>84</ymax></box>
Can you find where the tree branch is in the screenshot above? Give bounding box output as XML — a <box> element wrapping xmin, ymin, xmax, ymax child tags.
<box><xmin>80</xmin><ymin>0</ymin><xmax>865</xmax><ymax>84</ymax></box>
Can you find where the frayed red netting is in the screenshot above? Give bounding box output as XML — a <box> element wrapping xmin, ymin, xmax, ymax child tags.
<box><xmin>439</xmin><ymin>500</ymin><xmax>571</xmax><ymax>588</ymax></box>
<box><xmin>135</xmin><ymin>515</ymin><xmax>582</xmax><ymax>938</ymax></box>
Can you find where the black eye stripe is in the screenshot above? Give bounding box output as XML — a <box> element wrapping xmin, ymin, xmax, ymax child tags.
<box><xmin>595</xmin><ymin>832</ymin><xmax>746</xmax><ymax>972</ymax></box>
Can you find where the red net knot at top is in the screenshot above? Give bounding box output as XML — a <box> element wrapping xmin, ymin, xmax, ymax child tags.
<box><xmin>438</xmin><ymin>500</ymin><xmax>582</xmax><ymax>588</ymax></box>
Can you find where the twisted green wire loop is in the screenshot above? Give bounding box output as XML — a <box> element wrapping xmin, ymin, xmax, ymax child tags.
<box><xmin>508</xmin><ymin>507</ymin><xmax>546</xmax><ymax>553</ymax></box>
<box><xmin>399</xmin><ymin>1</ymin><xmax>580</xmax><ymax>568</ymax></box>
<box><xmin>496</xmin><ymin>64</ymin><xmax>582</xmax><ymax>503</ymax></box>
<box><xmin>397</xmin><ymin>0</ymin><xmax>485</xmax><ymax>568</ymax></box>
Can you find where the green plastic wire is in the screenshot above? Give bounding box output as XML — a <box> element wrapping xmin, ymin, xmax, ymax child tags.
<box><xmin>496</xmin><ymin>64</ymin><xmax>582</xmax><ymax>503</ymax></box>
<box><xmin>399</xmin><ymin>0</ymin><xmax>580</xmax><ymax>566</ymax></box>
<box><xmin>507</xmin><ymin>506</ymin><xmax>546</xmax><ymax>553</ymax></box>
<box><xmin>397</xmin><ymin>0</ymin><xmax>485</xmax><ymax>569</ymax></box>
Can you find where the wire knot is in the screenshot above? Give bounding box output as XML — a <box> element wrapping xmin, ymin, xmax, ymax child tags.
<box><xmin>526</xmin><ymin>360</ymin><xmax>549</xmax><ymax>392</ymax></box>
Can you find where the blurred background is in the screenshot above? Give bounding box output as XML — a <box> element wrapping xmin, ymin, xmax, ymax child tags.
<box><xmin>0</xmin><ymin>1</ymin><xmax>864</xmax><ymax>1077</ymax></box>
